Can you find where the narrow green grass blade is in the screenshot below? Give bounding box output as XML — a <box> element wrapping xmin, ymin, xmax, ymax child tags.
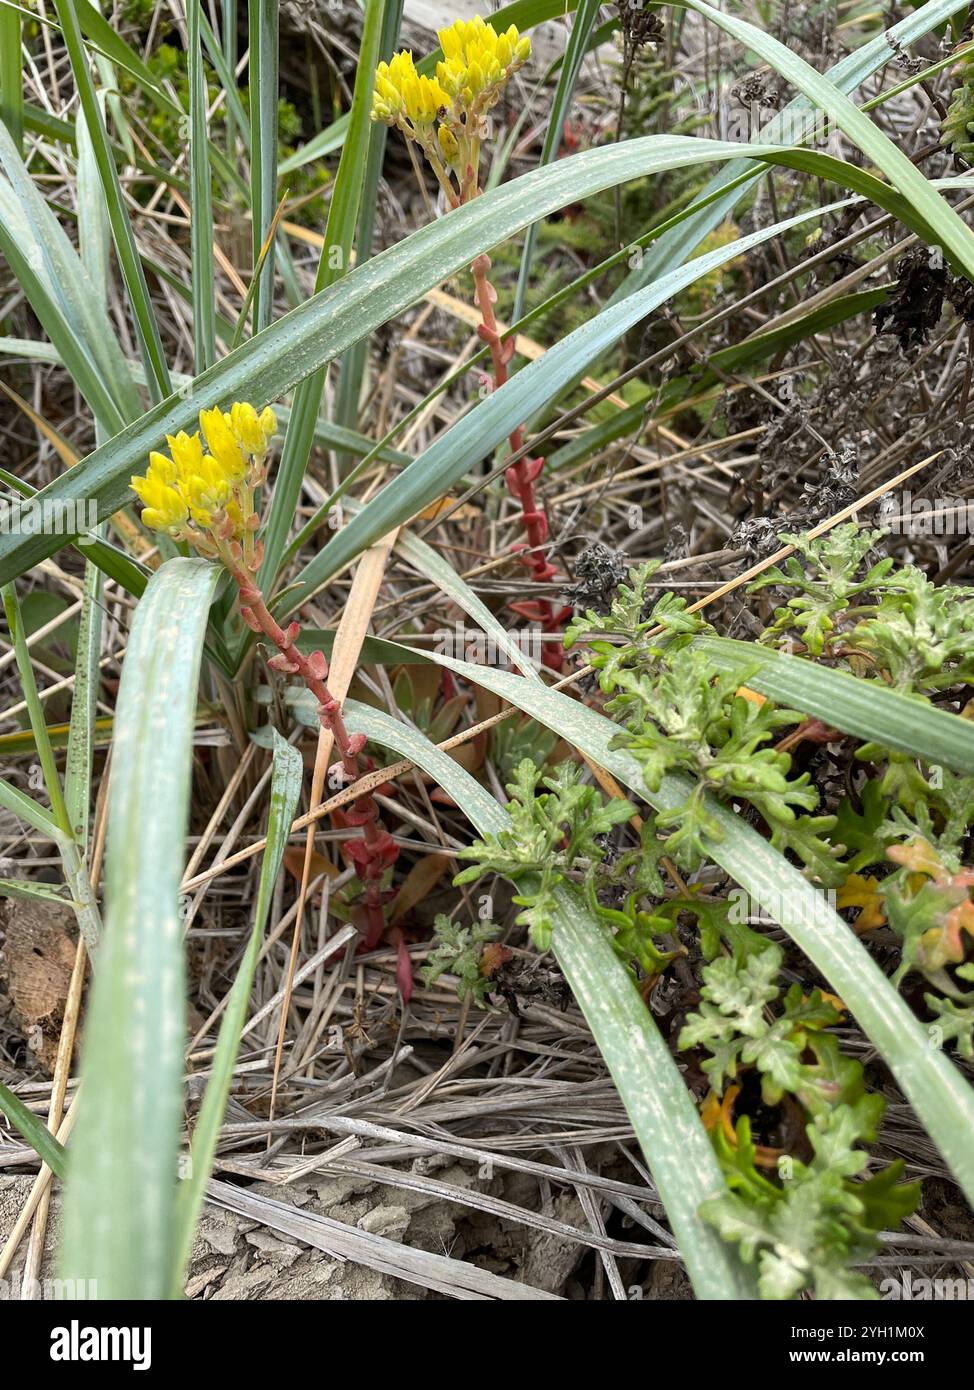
<box><xmin>53</xmin><ymin>0</ymin><xmax>172</xmax><ymax>401</ymax></box>
<box><xmin>68</xmin><ymin>84</ymin><xmax>110</xmax><ymax>850</ymax></box>
<box><xmin>71</xmin><ymin>0</ymin><xmax>179</xmax><ymax>108</ymax></box>
<box><xmin>76</xmin><ymin>92</ymin><xmax>110</xmax><ymax>289</ymax></box>
<box><xmin>171</xmin><ymin>731</ymin><xmax>302</xmax><ymax>1294</ymax></box>
<box><xmin>57</xmin><ymin>362</ymin><xmax>410</xmax><ymax>466</ymax></box>
<box><xmin>512</xmin><ymin>0</ymin><xmax>601</xmax><ymax>322</ymax></box>
<box><xmin>0</xmin><ymin>776</ymin><xmax>61</xmax><ymax>837</ymax></box>
<box><xmin>549</xmin><ymin>879</ymin><xmax>754</xmax><ymax>1299</ymax></box>
<box><xmin>0</xmin><ymin>466</ymin><xmax>145</xmax><ymax>593</ymax></box>
<box><xmin>57</xmin><ymin>838</ymin><xmax>102</xmax><ymax>955</ymax></box>
<box><xmin>547</xmin><ymin>287</ymin><xmax>890</xmax><ymax>472</ymax></box>
<box><xmin>0</xmin><ymin>167</ymin><xmax>148</xmax><ymax>640</ymax></box>
<box><xmin>0</xmin><ymin>137</ymin><xmax>894</xmax><ymax>586</ymax></box>
<box><xmin>694</xmin><ymin>635</ymin><xmax>974</xmax><ymax>773</ymax></box>
<box><xmin>63</xmin><ymin>561</ymin><xmax>103</xmax><ymax>847</ymax></box>
<box><xmin>342</xmin><ymin>700</ymin><xmax>756</xmax><ymax>1299</ymax></box>
<box><xmin>424</xmin><ymin>655</ymin><xmax>974</xmax><ymax>1210</ymax></box>
<box><xmin>0</xmin><ymin>1083</ymin><xmax>67</xmax><ymax>1178</ymax></box>
<box><xmin>1</xmin><ymin>584</ymin><xmax>71</xmax><ymax>834</ymax></box>
<box><xmin>333</xmin><ymin>0</ymin><xmax>404</xmax><ymax>468</ymax></box>
<box><xmin>0</xmin><ymin>148</ymin><xmax>791</xmax><ymax>455</ymax></box>
<box><xmin>675</xmin><ymin>0</ymin><xmax>974</xmax><ymax>278</ymax></box>
<box><xmin>284</xmin><ymin>166</ymin><xmax>779</xmax><ymax>551</ymax></box>
<box><xmin>248</xmin><ymin>0</ymin><xmax>278</xmax><ymax>333</ymax></box>
<box><xmin>343</xmin><ymin>701</ymin><xmax>514</xmax><ymax>811</ymax></box>
<box><xmin>221</xmin><ymin>0</ymin><xmax>239</xmax><ymax>153</ymax></box>
<box><xmin>197</xmin><ymin>3</ymin><xmax>247</xmax><ymax>153</ymax></box>
<box><xmin>66</xmin><ymin>0</ymin><xmax>244</xmax><ymax>194</ymax></box>
<box><xmin>0</xmin><ymin>583</ymin><xmax>101</xmax><ymax>949</ymax></box>
<box><xmin>283</xmin><ymin>197</ymin><xmax>854</xmax><ymax>613</ymax></box>
<box><xmin>24</xmin><ymin>102</ymin><xmax>76</xmax><ymax>146</ymax></box>
<box><xmin>90</xmin><ymin>9</ymin><xmax>134</xmax><ymax>165</ymax></box>
<box><xmin>60</xmin><ymin>558</ymin><xmax>219</xmax><ymax>1299</ymax></box>
<box><xmin>293</xmin><ymin>628</ymin><xmax>431</xmax><ymax>667</ymax></box>
<box><xmin>0</xmin><ymin>123</ymin><xmax>141</xmax><ymax>431</ymax></box>
<box><xmin>0</xmin><ymin>2</ymin><xmax>22</xmax><ymax>153</ymax></box>
<box><xmin>21</xmin><ymin>0</ymin><xmax>236</xmax><ymax>187</ymax></box>
<box><xmin>0</xmin><ymin>878</ymin><xmax>74</xmax><ymax>905</ymax></box>
<box><xmin>188</xmin><ymin>0</ymin><xmax>216</xmax><ymax>371</ymax></box>
<box><xmin>257</xmin><ymin>0</ymin><xmax>386</xmax><ymax>595</ymax></box>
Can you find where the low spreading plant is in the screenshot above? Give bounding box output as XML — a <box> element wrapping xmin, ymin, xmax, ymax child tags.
<box><xmin>566</xmin><ymin>566</ymin><xmax>843</xmax><ymax>883</ymax></box>
<box><xmin>752</xmin><ymin>525</ymin><xmax>974</xmax><ymax>694</ymax></box>
<box><xmin>455</xmin><ymin>728</ymin><xmax>922</xmax><ymax>1297</ymax></box>
<box><xmin>941</xmin><ymin>39</ymin><xmax>974</xmax><ymax>157</ymax></box>
<box><xmin>682</xmin><ymin>942</ymin><xmax>919</xmax><ymax>1300</ymax></box>
<box><xmin>456</xmin><ymin>758</ymin><xmax>636</xmax><ymax>949</ymax></box>
<box><xmin>444</xmin><ymin>524</ymin><xmax>974</xmax><ymax>1296</ymax></box>
<box><xmin>419</xmin><ymin>913</ymin><xmax>501</xmax><ymax>1006</ymax></box>
<box><xmin>748</xmin><ymin>525</ymin><xmax>974</xmax><ymax>1057</ymax></box>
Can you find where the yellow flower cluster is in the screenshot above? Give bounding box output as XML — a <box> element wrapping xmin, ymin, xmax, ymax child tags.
<box><xmin>373</xmin><ymin>51</ymin><xmax>449</xmax><ymax>132</ymax></box>
<box><xmin>372</xmin><ymin>17</ymin><xmax>530</xmax><ymax>197</ymax></box>
<box><xmin>131</xmin><ymin>403</ymin><xmax>276</xmax><ymax>542</ymax></box>
<box><xmin>436</xmin><ymin>16</ymin><xmax>530</xmax><ymax>108</ymax></box>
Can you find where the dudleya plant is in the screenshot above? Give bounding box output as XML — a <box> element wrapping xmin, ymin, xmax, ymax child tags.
<box><xmin>131</xmin><ymin>405</ymin><xmax>402</xmax><ymax>986</ymax></box>
<box><xmin>372</xmin><ymin>18</ymin><xmax>570</xmax><ymax>667</ymax></box>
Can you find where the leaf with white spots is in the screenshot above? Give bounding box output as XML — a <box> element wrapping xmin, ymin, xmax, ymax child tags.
<box><xmin>60</xmin><ymin>557</ymin><xmax>219</xmax><ymax>1299</ymax></box>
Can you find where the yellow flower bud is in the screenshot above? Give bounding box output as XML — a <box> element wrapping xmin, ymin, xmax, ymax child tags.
<box><xmin>229</xmin><ymin>402</ymin><xmax>261</xmax><ymax>452</ymax></box>
<box><xmin>185</xmin><ymin>455</ymin><xmax>230</xmax><ymax>527</ymax></box>
<box><xmin>435</xmin><ymin>60</ymin><xmax>458</xmax><ymax>97</ymax></box>
<box><xmin>431</xmin><ymin>16</ymin><xmax>529</xmax><ymax>119</ymax></box>
<box><xmin>199</xmin><ymin>406</ymin><xmax>246</xmax><ymax>481</ymax></box>
<box><xmin>440</xmin><ymin>20</ymin><xmax>463</xmax><ymax>60</ymax></box>
<box><xmin>166</xmin><ymin>430</ymin><xmax>205</xmax><ymax>477</ymax></box>
<box><xmin>131</xmin><ymin>468</ymin><xmax>189</xmax><ymax>533</ymax></box>
<box><xmin>147</xmin><ymin>450</ymin><xmax>179</xmax><ymax>487</ymax></box>
<box><xmin>375</xmin><ymin>17</ymin><xmax>530</xmax><ymax>167</ymax></box>
<box><xmin>438</xmin><ymin>123</ymin><xmax>460</xmax><ymax>165</ymax></box>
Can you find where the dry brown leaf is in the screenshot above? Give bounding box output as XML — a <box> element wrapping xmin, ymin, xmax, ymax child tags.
<box><xmin>389</xmin><ymin>852</ymin><xmax>453</xmax><ymax>924</ymax></box>
<box><xmin>282</xmin><ymin>846</ymin><xmax>339</xmax><ymax>883</ymax></box>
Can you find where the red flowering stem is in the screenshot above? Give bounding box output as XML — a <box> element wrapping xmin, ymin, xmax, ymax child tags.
<box><xmin>227</xmin><ymin>560</ymin><xmax>397</xmax><ymax>947</ymax></box>
<box><xmin>470</xmin><ymin>251</ymin><xmax>568</xmax><ymax>669</ymax></box>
